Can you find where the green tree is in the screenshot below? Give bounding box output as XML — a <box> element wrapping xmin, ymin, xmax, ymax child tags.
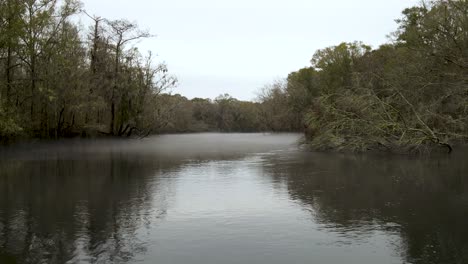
<box><xmin>104</xmin><ymin>19</ymin><xmax>152</xmax><ymax>135</ymax></box>
<box><xmin>311</xmin><ymin>41</ymin><xmax>370</xmax><ymax>93</ymax></box>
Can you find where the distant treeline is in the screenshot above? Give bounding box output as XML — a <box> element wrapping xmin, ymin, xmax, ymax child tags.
<box><xmin>151</xmin><ymin>93</ymin><xmax>301</xmax><ymax>134</ymax></box>
<box><xmin>262</xmin><ymin>0</ymin><xmax>468</xmax><ymax>153</ymax></box>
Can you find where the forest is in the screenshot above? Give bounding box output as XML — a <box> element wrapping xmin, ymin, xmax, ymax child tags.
<box><xmin>0</xmin><ymin>0</ymin><xmax>300</xmax><ymax>142</ymax></box>
<box><xmin>0</xmin><ymin>0</ymin><xmax>467</xmax><ymax>153</ymax></box>
<box><xmin>287</xmin><ymin>0</ymin><xmax>468</xmax><ymax>153</ymax></box>
<box><xmin>268</xmin><ymin>0</ymin><xmax>467</xmax><ymax>153</ymax></box>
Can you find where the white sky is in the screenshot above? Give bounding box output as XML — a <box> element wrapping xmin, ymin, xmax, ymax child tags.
<box><xmin>79</xmin><ymin>0</ymin><xmax>418</xmax><ymax>101</ymax></box>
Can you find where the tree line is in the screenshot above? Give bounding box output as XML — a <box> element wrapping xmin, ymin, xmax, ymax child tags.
<box><xmin>2</xmin><ymin>0</ymin><xmax>467</xmax><ymax>153</ymax></box>
<box><xmin>0</xmin><ymin>0</ymin><xmax>178</xmax><ymax>141</ymax></box>
<box><xmin>145</xmin><ymin>92</ymin><xmax>300</xmax><ymax>133</ymax></box>
<box><xmin>262</xmin><ymin>0</ymin><xmax>468</xmax><ymax>153</ymax></box>
<box><xmin>0</xmin><ymin>0</ymin><xmax>301</xmax><ymax>142</ymax></box>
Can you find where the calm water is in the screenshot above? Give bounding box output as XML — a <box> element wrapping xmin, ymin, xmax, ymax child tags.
<box><xmin>0</xmin><ymin>133</ymin><xmax>467</xmax><ymax>264</ymax></box>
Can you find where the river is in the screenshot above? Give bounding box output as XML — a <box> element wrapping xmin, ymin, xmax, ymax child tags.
<box><xmin>0</xmin><ymin>133</ymin><xmax>467</xmax><ymax>264</ymax></box>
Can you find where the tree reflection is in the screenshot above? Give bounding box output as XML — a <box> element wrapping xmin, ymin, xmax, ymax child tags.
<box><xmin>0</xmin><ymin>151</ymin><xmax>177</xmax><ymax>264</ymax></box>
<box><xmin>262</xmin><ymin>150</ymin><xmax>468</xmax><ymax>264</ymax></box>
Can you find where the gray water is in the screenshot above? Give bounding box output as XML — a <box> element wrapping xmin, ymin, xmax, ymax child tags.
<box><xmin>0</xmin><ymin>133</ymin><xmax>467</xmax><ymax>264</ymax></box>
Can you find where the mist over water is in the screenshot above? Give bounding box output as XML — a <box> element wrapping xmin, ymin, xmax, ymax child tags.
<box><xmin>0</xmin><ymin>133</ymin><xmax>300</xmax><ymax>160</ymax></box>
<box><xmin>0</xmin><ymin>133</ymin><xmax>467</xmax><ymax>264</ymax></box>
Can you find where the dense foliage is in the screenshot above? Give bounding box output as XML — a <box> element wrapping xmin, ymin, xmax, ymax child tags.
<box><xmin>0</xmin><ymin>0</ymin><xmax>177</xmax><ymax>141</ymax></box>
<box><xmin>149</xmin><ymin>92</ymin><xmax>300</xmax><ymax>133</ymax></box>
<box><xmin>265</xmin><ymin>0</ymin><xmax>468</xmax><ymax>153</ymax></box>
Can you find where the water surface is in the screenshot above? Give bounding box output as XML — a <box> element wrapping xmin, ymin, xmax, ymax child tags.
<box><xmin>0</xmin><ymin>133</ymin><xmax>467</xmax><ymax>264</ymax></box>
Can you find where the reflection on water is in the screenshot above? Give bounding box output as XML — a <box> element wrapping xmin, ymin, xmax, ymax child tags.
<box><xmin>263</xmin><ymin>150</ymin><xmax>468</xmax><ymax>264</ymax></box>
<box><xmin>0</xmin><ymin>133</ymin><xmax>467</xmax><ymax>264</ymax></box>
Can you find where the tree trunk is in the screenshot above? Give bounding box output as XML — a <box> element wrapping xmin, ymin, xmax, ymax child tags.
<box><xmin>110</xmin><ymin>102</ymin><xmax>115</xmax><ymax>135</ymax></box>
<box><xmin>110</xmin><ymin>41</ymin><xmax>121</xmax><ymax>136</ymax></box>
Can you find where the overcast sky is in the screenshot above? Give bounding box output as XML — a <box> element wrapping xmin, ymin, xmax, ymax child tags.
<box><xmin>79</xmin><ymin>0</ymin><xmax>418</xmax><ymax>101</ymax></box>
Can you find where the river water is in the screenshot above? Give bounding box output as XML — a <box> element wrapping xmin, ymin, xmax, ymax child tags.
<box><xmin>0</xmin><ymin>133</ymin><xmax>467</xmax><ymax>264</ymax></box>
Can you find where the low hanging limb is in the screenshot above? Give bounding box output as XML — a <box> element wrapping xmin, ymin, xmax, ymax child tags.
<box><xmin>439</xmin><ymin>142</ymin><xmax>453</xmax><ymax>153</ymax></box>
